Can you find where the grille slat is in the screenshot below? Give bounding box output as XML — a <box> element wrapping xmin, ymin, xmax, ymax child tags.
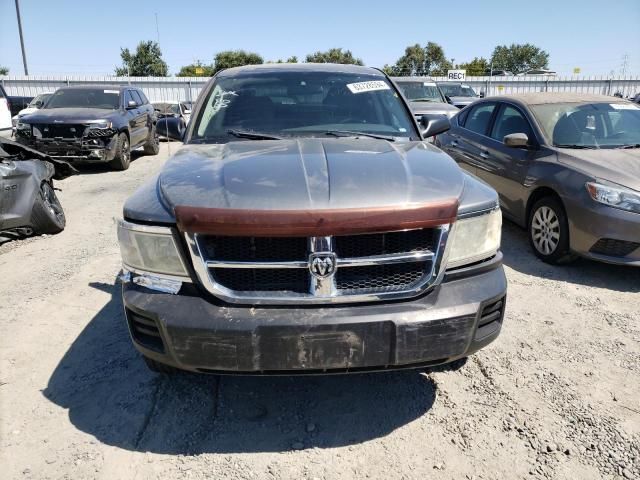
<box><xmin>200</xmin><ymin>236</ymin><xmax>307</xmax><ymax>262</ymax></box>
<box><xmin>212</xmin><ymin>267</ymin><xmax>309</xmax><ymax>293</ymax></box>
<box><xmin>336</xmin><ymin>262</ymin><xmax>427</xmax><ymax>292</ymax></box>
<box><xmin>335</xmin><ymin>229</ymin><xmax>436</xmax><ymax>258</ymax></box>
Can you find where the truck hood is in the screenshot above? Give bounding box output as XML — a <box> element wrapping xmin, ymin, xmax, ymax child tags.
<box><xmin>20</xmin><ymin>108</ymin><xmax>118</xmax><ymax>123</ymax></box>
<box><xmin>408</xmin><ymin>102</ymin><xmax>459</xmax><ymax>118</ymax></box>
<box><xmin>158</xmin><ymin>138</ymin><xmax>465</xmax><ymax>213</ymax></box>
<box><xmin>557</xmin><ymin>148</ymin><xmax>640</xmax><ymax>192</ymax></box>
<box><xmin>448</xmin><ymin>96</ymin><xmax>476</xmax><ymax>107</ymax></box>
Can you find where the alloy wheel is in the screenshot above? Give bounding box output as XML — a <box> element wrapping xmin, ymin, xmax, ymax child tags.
<box><xmin>531</xmin><ymin>206</ymin><xmax>560</xmax><ymax>255</ymax></box>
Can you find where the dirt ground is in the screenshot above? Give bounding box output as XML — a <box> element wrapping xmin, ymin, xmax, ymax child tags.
<box><xmin>1</xmin><ymin>143</ymin><xmax>638</xmax><ymax>480</ymax></box>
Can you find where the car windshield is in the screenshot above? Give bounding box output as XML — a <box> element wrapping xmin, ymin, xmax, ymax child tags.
<box><xmin>438</xmin><ymin>84</ymin><xmax>477</xmax><ymax>97</ymax></box>
<box><xmin>531</xmin><ymin>102</ymin><xmax>640</xmax><ymax>148</ymax></box>
<box><xmin>154</xmin><ymin>103</ymin><xmax>181</xmax><ymax>115</ymax></box>
<box><xmin>190</xmin><ymin>70</ymin><xmax>417</xmax><ymax>142</ymax></box>
<box><xmin>396</xmin><ymin>81</ymin><xmax>444</xmax><ymax>102</ymax></box>
<box><xmin>45</xmin><ymin>88</ymin><xmax>120</xmax><ymax>109</ymax></box>
<box><xmin>28</xmin><ymin>93</ymin><xmax>52</xmax><ymax>108</ymax></box>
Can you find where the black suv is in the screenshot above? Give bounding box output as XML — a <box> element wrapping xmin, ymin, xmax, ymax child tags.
<box><xmin>15</xmin><ymin>86</ymin><xmax>159</xmax><ymax>170</ymax></box>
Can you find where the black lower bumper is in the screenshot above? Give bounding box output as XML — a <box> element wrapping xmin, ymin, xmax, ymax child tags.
<box><xmin>16</xmin><ymin>136</ymin><xmax>117</xmax><ymax>162</ymax></box>
<box><xmin>123</xmin><ymin>259</ymin><xmax>507</xmax><ymax>374</ymax></box>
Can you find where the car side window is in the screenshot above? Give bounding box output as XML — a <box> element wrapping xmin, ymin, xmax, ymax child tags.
<box><xmin>137</xmin><ymin>90</ymin><xmax>149</xmax><ymax>104</ymax></box>
<box><xmin>124</xmin><ymin>90</ymin><xmax>135</xmax><ymax>107</ymax></box>
<box><xmin>490</xmin><ymin>104</ymin><xmax>533</xmax><ymax>142</ymax></box>
<box><xmin>457</xmin><ymin>108</ymin><xmax>470</xmax><ymax>126</ymax></box>
<box><xmin>130</xmin><ymin>90</ymin><xmax>143</xmax><ymax>106</ymax></box>
<box><xmin>463</xmin><ymin>103</ymin><xmax>496</xmax><ymax>135</ymax></box>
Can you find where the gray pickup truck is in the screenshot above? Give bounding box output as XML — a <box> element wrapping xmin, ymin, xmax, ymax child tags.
<box><xmin>118</xmin><ymin>64</ymin><xmax>506</xmax><ymax>374</ymax></box>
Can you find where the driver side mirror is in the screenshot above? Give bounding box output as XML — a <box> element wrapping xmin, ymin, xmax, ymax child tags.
<box><xmin>126</xmin><ymin>100</ymin><xmax>138</xmax><ymax>109</ymax></box>
<box><xmin>479</xmin><ymin>91</ymin><xmax>485</xmax><ymax>98</ymax></box>
<box><xmin>34</xmin><ymin>100</ymin><xmax>44</xmax><ymax>108</ymax></box>
<box><xmin>421</xmin><ymin>114</ymin><xmax>451</xmax><ymax>138</ymax></box>
<box><xmin>504</xmin><ymin>133</ymin><xmax>529</xmax><ymax>148</ymax></box>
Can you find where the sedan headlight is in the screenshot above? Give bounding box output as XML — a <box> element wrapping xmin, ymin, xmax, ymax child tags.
<box><xmin>447</xmin><ymin>208</ymin><xmax>502</xmax><ymax>268</ymax></box>
<box><xmin>117</xmin><ymin>220</ymin><xmax>188</xmax><ymax>278</ymax></box>
<box><xmin>586</xmin><ymin>182</ymin><xmax>640</xmax><ymax>214</ymax></box>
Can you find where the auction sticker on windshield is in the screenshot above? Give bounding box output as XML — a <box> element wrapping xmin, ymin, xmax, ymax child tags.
<box><xmin>346</xmin><ymin>81</ymin><xmax>390</xmax><ymax>94</ymax></box>
<box><xmin>104</xmin><ymin>90</ymin><xmax>119</xmax><ymax>94</ymax></box>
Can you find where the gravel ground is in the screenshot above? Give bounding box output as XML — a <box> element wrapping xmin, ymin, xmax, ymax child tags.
<box><xmin>1</xmin><ymin>143</ymin><xmax>639</xmax><ymax>480</ymax></box>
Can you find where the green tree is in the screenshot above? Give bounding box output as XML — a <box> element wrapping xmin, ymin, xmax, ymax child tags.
<box><xmin>490</xmin><ymin>43</ymin><xmax>549</xmax><ymax>74</ymax></box>
<box><xmin>0</xmin><ymin>66</ymin><xmax>8</xmax><ymax>75</ymax></box>
<box><xmin>305</xmin><ymin>48</ymin><xmax>363</xmax><ymax>65</ymax></box>
<box><xmin>176</xmin><ymin>61</ymin><xmax>215</xmax><ymax>77</ymax></box>
<box><xmin>424</xmin><ymin>42</ymin><xmax>452</xmax><ymax>76</ymax></box>
<box><xmin>456</xmin><ymin>57</ymin><xmax>490</xmax><ymax>76</ymax></box>
<box><xmin>212</xmin><ymin>50</ymin><xmax>263</xmax><ymax>74</ymax></box>
<box><xmin>388</xmin><ymin>42</ymin><xmax>452</xmax><ymax>76</ymax></box>
<box><xmin>267</xmin><ymin>56</ymin><xmax>298</xmax><ymax>64</ymax></box>
<box><xmin>390</xmin><ymin>44</ymin><xmax>427</xmax><ymax>76</ymax></box>
<box><xmin>115</xmin><ymin>41</ymin><xmax>168</xmax><ymax>76</ymax></box>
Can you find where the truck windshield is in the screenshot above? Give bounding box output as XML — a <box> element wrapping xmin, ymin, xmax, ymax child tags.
<box><xmin>438</xmin><ymin>84</ymin><xmax>477</xmax><ymax>97</ymax></box>
<box><xmin>190</xmin><ymin>70</ymin><xmax>417</xmax><ymax>142</ymax></box>
<box><xmin>45</xmin><ymin>88</ymin><xmax>120</xmax><ymax>109</ymax></box>
<box><xmin>396</xmin><ymin>82</ymin><xmax>445</xmax><ymax>103</ymax></box>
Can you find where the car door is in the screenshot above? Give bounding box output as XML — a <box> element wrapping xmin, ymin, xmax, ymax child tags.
<box><xmin>476</xmin><ymin>102</ymin><xmax>536</xmax><ymax>220</ymax></box>
<box><xmin>446</xmin><ymin>102</ymin><xmax>498</xmax><ymax>176</ymax></box>
<box><xmin>129</xmin><ymin>90</ymin><xmax>148</xmax><ymax>145</ymax></box>
<box><xmin>437</xmin><ymin>108</ymin><xmax>477</xmax><ymax>176</ymax></box>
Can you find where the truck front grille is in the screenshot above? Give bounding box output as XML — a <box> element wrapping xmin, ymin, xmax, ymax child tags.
<box><xmin>35</xmin><ymin>124</ymin><xmax>87</xmax><ymax>138</ymax></box>
<box><xmin>188</xmin><ymin>226</ymin><xmax>451</xmax><ymax>305</ymax></box>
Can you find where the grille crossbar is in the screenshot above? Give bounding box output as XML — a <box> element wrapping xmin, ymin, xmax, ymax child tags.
<box><xmin>187</xmin><ymin>226</ymin><xmax>450</xmax><ymax>305</ymax></box>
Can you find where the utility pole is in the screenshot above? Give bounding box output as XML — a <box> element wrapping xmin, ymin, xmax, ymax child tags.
<box><xmin>620</xmin><ymin>53</ymin><xmax>629</xmax><ymax>77</ymax></box>
<box><xmin>15</xmin><ymin>0</ymin><xmax>29</xmax><ymax>75</ymax></box>
<box><xmin>155</xmin><ymin>13</ymin><xmax>160</xmax><ymax>45</ymax></box>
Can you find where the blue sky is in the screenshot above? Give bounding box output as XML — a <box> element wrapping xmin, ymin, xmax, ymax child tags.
<box><xmin>1</xmin><ymin>0</ymin><xmax>639</xmax><ymax>76</ymax></box>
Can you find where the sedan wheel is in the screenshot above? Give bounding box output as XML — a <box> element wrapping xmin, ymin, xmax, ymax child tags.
<box><xmin>527</xmin><ymin>196</ymin><xmax>576</xmax><ymax>265</ymax></box>
<box><xmin>531</xmin><ymin>206</ymin><xmax>560</xmax><ymax>255</ymax></box>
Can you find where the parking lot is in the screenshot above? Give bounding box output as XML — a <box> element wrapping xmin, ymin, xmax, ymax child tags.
<box><xmin>0</xmin><ymin>143</ymin><xmax>637</xmax><ymax>480</ymax></box>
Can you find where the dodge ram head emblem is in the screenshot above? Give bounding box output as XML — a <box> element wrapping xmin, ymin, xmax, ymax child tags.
<box><xmin>309</xmin><ymin>253</ymin><xmax>337</xmax><ymax>279</ymax></box>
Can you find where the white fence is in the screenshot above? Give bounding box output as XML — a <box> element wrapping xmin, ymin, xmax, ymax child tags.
<box><xmin>2</xmin><ymin>74</ymin><xmax>640</xmax><ymax>102</ymax></box>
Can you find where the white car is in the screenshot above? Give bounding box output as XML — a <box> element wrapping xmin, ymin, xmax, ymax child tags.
<box><xmin>0</xmin><ymin>85</ymin><xmax>12</xmax><ymax>137</ymax></box>
<box><xmin>11</xmin><ymin>92</ymin><xmax>54</xmax><ymax>133</ymax></box>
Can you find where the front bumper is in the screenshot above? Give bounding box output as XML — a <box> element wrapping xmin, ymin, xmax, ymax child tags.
<box><xmin>122</xmin><ymin>256</ymin><xmax>507</xmax><ymax>374</ymax></box>
<box><xmin>566</xmin><ymin>197</ymin><xmax>640</xmax><ymax>266</ymax></box>
<box><xmin>15</xmin><ymin>135</ymin><xmax>118</xmax><ymax>162</ymax></box>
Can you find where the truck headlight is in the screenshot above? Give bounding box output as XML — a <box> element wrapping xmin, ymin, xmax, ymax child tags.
<box><xmin>447</xmin><ymin>208</ymin><xmax>502</xmax><ymax>268</ymax></box>
<box><xmin>586</xmin><ymin>182</ymin><xmax>640</xmax><ymax>214</ymax></box>
<box><xmin>88</xmin><ymin>120</ymin><xmax>112</xmax><ymax>129</ymax></box>
<box><xmin>117</xmin><ymin>220</ymin><xmax>189</xmax><ymax>279</ymax></box>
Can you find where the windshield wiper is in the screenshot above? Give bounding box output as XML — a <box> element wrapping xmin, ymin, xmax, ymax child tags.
<box><xmin>554</xmin><ymin>144</ymin><xmax>600</xmax><ymax>149</ymax></box>
<box><xmin>413</xmin><ymin>98</ymin><xmax>437</xmax><ymax>102</ymax></box>
<box><xmin>227</xmin><ymin>129</ymin><xmax>282</xmax><ymax>140</ymax></box>
<box><xmin>616</xmin><ymin>144</ymin><xmax>640</xmax><ymax>149</ymax></box>
<box><xmin>325</xmin><ymin>130</ymin><xmax>396</xmax><ymax>142</ymax></box>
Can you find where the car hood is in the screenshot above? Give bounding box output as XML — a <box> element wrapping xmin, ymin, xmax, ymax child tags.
<box><xmin>16</xmin><ymin>107</ymin><xmax>38</xmax><ymax>117</ymax></box>
<box><xmin>557</xmin><ymin>148</ymin><xmax>640</xmax><ymax>191</ymax></box>
<box><xmin>449</xmin><ymin>96</ymin><xmax>476</xmax><ymax>106</ymax></box>
<box><xmin>21</xmin><ymin>108</ymin><xmax>118</xmax><ymax>123</ymax></box>
<box><xmin>158</xmin><ymin>138</ymin><xmax>465</xmax><ymax>213</ymax></box>
<box><xmin>408</xmin><ymin>102</ymin><xmax>459</xmax><ymax>118</ymax></box>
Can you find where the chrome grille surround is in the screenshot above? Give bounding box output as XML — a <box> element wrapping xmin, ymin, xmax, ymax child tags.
<box><xmin>185</xmin><ymin>225</ymin><xmax>452</xmax><ymax>305</ymax></box>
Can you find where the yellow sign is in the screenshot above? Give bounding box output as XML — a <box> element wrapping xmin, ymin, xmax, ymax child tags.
<box><xmin>497</xmin><ymin>85</ymin><xmax>504</xmax><ymax>91</ymax></box>
<box><xmin>573</xmin><ymin>67</ymin><xmax>581</xmax><ymax>74</ymax></box>
<box><xmin>195</xmin><ymin>67</ymin><xmax>204</xmax><ymax>75</ymax></box>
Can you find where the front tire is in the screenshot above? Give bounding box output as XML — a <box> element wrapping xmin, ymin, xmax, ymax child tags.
<box><xmin>528</xmin><ymin>197</ymin><xmax>575</xmax><ymax>264</ymax></box>
<box><xmin>108</xmin><ymin>133</ymin><xmax>131</xmax><ymax>171</ymax></box>
<box><xmin>143</xmin><ymin>124</ymin><xmax>160</xmax><ymax>155</ymax></box>
<box><xmin>31</xmin><ymin>182</ymin><xmax>66</xmax><ymax>234</ymax></box>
